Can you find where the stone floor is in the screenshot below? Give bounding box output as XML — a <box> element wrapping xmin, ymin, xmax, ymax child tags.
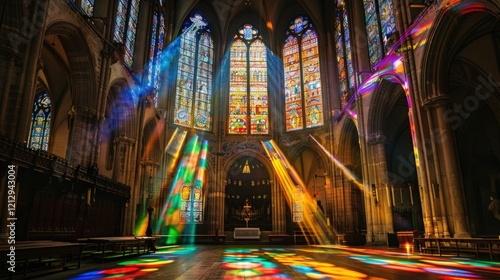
<box><xmin>7</xmin><ymin>243</ymin><xmax>500</xmax><ymax>279</ymax></box>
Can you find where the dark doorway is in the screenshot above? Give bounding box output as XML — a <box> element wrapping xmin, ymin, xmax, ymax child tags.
<box><xmin>224</xmin><ymin>156</ymin><xmax>271</xmax><ymax>231</ymax></box>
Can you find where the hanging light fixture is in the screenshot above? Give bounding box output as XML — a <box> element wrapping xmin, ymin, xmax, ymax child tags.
<box><xmin>242</xmin><ymin>160</ymin><xmax>251</xmax><ymax>173</ymax></box>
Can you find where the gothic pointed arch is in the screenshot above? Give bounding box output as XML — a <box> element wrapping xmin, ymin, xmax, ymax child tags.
<box><xmin>45</xmin><ymin>22</ymin><xmax>97</xmax><ymax>108</ymax></box>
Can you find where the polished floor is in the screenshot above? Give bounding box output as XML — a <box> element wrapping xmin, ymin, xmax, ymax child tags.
<box><xmin>14</xmin><ymin>244</ymin><xmax>500</xmax><ymax>279</ymax></box>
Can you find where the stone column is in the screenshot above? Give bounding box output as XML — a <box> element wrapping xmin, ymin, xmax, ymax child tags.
<box><xmin>422</xmin><ymin>98</ymin><xmax>450</xmax><ymax>237</ymax></box>
<box><xmin>368</xmin><ymin>136</ymin><xmax>394</xmax><ymax>235</ymax></box>
<box><xmin>66</xmin><ymin>106</ymin><xmax>98</xmax><ymax>167</ymax></box>
<box><xmin>432</xmin><ymin>101</ymin><xmax>470</xmax><ymax>237</ymax></box>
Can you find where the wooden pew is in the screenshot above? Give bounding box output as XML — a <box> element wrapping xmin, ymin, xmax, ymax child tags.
<box><xmin>414</xmin><ymin>237</ymin><xmax>500</xmax><ymax>259</ymax></box>
<box><xmin>85</xmin><ymin>236</ymin><xmax>156</xmax><ymax>261</ymax></box>
<box><xmin>0</xmin><ymin>240</ymin><xmax>84</xmax><ymax>279</ymax></box>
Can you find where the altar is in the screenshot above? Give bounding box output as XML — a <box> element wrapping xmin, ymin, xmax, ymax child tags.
<box><xmin>233</xmin><ymin>227</ymin><xmax>261</xmax><ymax>240</ymax></box>
<box><xmin>233</xmin><ymin>199</ymin><xmax>261</xmax><ymax>239</ymax></box>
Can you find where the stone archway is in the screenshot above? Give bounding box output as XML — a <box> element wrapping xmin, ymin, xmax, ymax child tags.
<box><xmin>224</xmin><ymin>156</ymin><xmax>272</xmax><ymax>231</ymax></box>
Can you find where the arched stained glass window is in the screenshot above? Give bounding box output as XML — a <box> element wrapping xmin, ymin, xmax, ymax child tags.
<box><xmin>293</xmin><ymin>185</ymin><xmax>303</xmax><ymax>222</ymax></box>
<box><xmin>228</xmin><ymin>24</ymin><xmax>269</xmax><ymax>135</ymax></box>
<box><xmin>335</xmin><ymin>6</ymin><xmax>355</xmax><ymax>107</ymax></box>
<box><xmin>114</xmin><ymin>0</ymin><xmax>140</xmax><ymax>68</ymax></box>
<box><xmin>283</xmin><ymin>16</ymin><xmax>323</xmax><ymax>131</ymax></box>
<box><xmin>174</xmin><ymin>14</ymin><xmax>213</xmax><ymax>131</ymax></box>
<box><xmin>363</xmin><ymin>0</ymin><xmax>396</xmax><ymax>69</ymax></box>
<box><xmin>148</xmin><ymin>10</ymin><xmax>165</xmax><ymax>106</ymax></box>
<box><xmin>28</xmin><ymin>92</ymin><xmax>51</xmax><ymax>151</ymax></box>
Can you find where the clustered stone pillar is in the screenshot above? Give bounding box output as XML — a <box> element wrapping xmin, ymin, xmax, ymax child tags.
<box><xmin>422</xmin><ymin>96</ymin><xmax>470</xmax><ymax>238</ymax></box>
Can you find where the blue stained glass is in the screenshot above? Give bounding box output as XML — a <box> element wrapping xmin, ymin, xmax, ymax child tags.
<box><xmin>343</xmin><ymin>9</ymin><xmax>354</xmax><ymax>89</ymax></box>
<box><xmin>294</xmin><ymin>16</ymin><xmax>304</xmax><ymax>33</ymax></box>
<box><xmin>114</xmin><ymin>0</ymin><xmax>140</xmax><ymax>68</ymax></box>
<box><xmin>28</xmin><ymin>92</ymin><xmax>51</xmax><ymax>151</ymax></box>
<box><xmin>114</xmin><ymin>0</ymin><xmax>127</xmax><ymax>43</ymax></box>
<box><xmin>363</xmin><ymin>0</ymin><xmax>382</xmax><ymax>68</ymax></box>
<box><xmin>379</xmin><ymin>0</ymin><xmax>396</xmax><ymax>51</ymax></box>
<box><xmin>124</xmin><ymin>0</ymin><xmax>139</xmax><ymax>68</ymax></box>
<box><xmin>194</xmin><ymin>33</ymin><xmax>213</xmax><ymax>130</ymax></box>
<box><xmin>154</xmin><ymin>13</ymin><xmax>165</xmax><ymax>105</ymax></box>
<box><xmin>335</xmin><ymin>12</ymin><xmax>347</xmax><ymax>95</ymax></box>
<box><xmin>147</xmin><ymin>12</ymin><xmax>158</xmax><ymax>87</ymax></box>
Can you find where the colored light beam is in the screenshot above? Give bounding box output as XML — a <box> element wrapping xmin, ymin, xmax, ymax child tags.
<box><xmin>262</xmin><ymin>139</ymin><xmax>334</xmax><ymax>245</ymax></box>
<box><xmin>159</xmin><ymin>135</ymin><xmax>201</xmax><ymax>244</ymax></box>
<box><xmin>134</xmin><ymin>128</ymin><xmax>188</xmax><ymax>236</ymax></box>
<box><xmin>181</xmin><ymin>138</ymin><xmax>209</xmax><ymax>244</ymax></box>
<box><xmin>164</xmin><ymin>128</ymin><xmax>188</xmax><ymax>173</ymax></box>
<box><xmin>308</xmin><ymin>134</ymin><xmax>364</xmax><ymax>189</ymax></box>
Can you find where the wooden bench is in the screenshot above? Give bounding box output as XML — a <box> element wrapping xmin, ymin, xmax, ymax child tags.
<box><xmin>0</xmin><ymin>240</ymin><xmax>84</xmax><ymax>279</ymax></box>
<box><xmin>85</xmin><ymin>236</ymin><xmax>156</xmax><ymax>261</ymax></box>
<box><xmin>414</xmin><ymin>237</ymin><xmax>500</xmax><ymax>259</ymax></box>
<box><xmin>156</xmin><ymin>234</ymin><xmax>226</xmax><ymax>245</ymax></box>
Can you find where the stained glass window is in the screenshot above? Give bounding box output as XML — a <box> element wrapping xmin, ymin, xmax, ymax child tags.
<box><xmin>283</xmin><ymin>16</ymin><xmax>323</xmax><ymax>131</ymax></box>
<box><xmin>148</xmin><ymin>11</ymin><xmax>165</xmax><ymax>106</ymax></box>
<box><xmin>28</xmin><ymin>92</ymin><xmax>51</xmax><ymax>151</ymax></box>
<box><xmin>70</xmin><ymin>0</ymin><xmax>94</xmax><ymax>16</ymax></box>
<box><xmin>363</xmin><ymin>0</ymin><xmax>396</xmax><ymax>69</ymax></box>
<box><xmin>228</xmin><ymin>24</ymin><xmax>269</xmax><ymax>135</ymax></box>
<box><xmin>114</xmin><ymin>0</ymin><xmax>140</xmax><ymax>68</ymax></box>
<box><xmin>379</xmin><ymin>0</ymin><xmax>396</xmax><ymax>50</ymax></box>
<box><xmin>335</xmin><ymin>6</ymin><xmax>355</xmax><ymax>106</ymax></box>
<box><xmin>174</xmin><ymin>14</ymin><xmax>213</xmax><ymax>131</ymax></box>
<box><xmin>179</xmin><ymin>139</ymin><xmax>207</xmax><ymax>224</ymax></box>
<box><xmin>180</xmin><ymin>185</ymin><xmax>204</xmax><ymax>224</ymax></box>
<box><xmin>293</xmin><ymin>185</ymin><xmax>303</xmax><ymax>222</ymax></box>
<box><xmin>81</xmin><ymin>0</ymin><xmax>94</xmax><ymax>16</ymax></box>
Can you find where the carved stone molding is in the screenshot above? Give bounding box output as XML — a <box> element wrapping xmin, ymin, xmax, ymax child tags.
<box><xmin>367</xmin><ymin>135</ymin><xmax>387</xmax><ymax>145</ymax></box>
<box><xmin>421</xmin><ymin>95</ymin><xmax>450</xmax><ymax>111</ymax></box>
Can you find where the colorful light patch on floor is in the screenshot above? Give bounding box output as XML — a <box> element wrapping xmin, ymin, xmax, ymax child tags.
<box><xmin>265</xmin><ymin>249</ymin><xmax>372</xmax><ymax>279</ymax></box>
<box><xmin>222</xmin><ymin>248</ymin><xmax>292</xmax><ymax>279</ymax></box>
<box><xmin>69</xmin><ymin>246</ymin><xmax>196</xmax><ymax>280</ymax></box>
<box><xmin>311</xmin><ymin>246</ymin><xmax>500</xmax><ymax>279</ymax></box>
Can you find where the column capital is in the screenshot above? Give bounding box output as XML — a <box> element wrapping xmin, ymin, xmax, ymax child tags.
<box><xmin>421</xmin><ymin>96</ymin><xmax>450</xmax><ymax>111</ymax></box>
<box><xmin>140</xmin><ymin>159</ymin><xmax>160</xmax><ymax>168</ymax></box>
<box><xmin>367</xmin><ymin>135</ymin><xmax>387</xmax><ymax>145</ymax></box>
<box><xmin>113</xmin><ymin>134</ymin><xmax>136</xmax><ymax>145</ymax></box>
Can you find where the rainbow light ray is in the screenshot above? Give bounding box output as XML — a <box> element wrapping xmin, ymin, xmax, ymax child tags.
<box><xmin>164</xmin><ymin>128</ymin><xmax>188</xmax><ymax>174</ymax></box>
<box><xmin>308</xmin><ymin>134</ymin><xmax>364</xmax><ymax>189</ymax></box>
<box><xmin>134</xmin><ymin>129</ymin><xmax>188</xmax><ymax>236</ymax></box>
<box><xmin>150</xmin><ymin>128</ymin><xmax>188</xmax><ymax>234</ymax></box>
<box><xmin>262</xmin><ymin>140</ymin><xmax>333</xmax><ymax>245</ymax></box>
<box><xmin>160</xmin><ymin>135</ymin><xmax>201</xmax><ymax>244</ymax></box>
<box><xmin>182</xmin><ymin>139</ymin><xmax>209</xmax><ymax>244</ymax></box>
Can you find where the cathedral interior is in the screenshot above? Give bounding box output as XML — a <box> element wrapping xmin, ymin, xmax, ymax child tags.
<box><xmin>0</xmin><ymin>0</ymin><xmax>500</xmax><ymax>249</ymax></box>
